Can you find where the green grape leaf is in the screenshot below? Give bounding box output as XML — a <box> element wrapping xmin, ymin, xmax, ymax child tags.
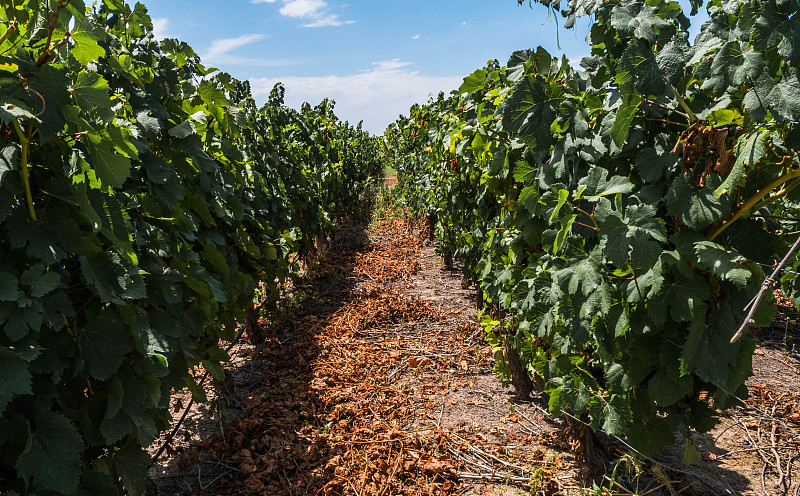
<box><xmin>25</xmin><ymin>65</ymin><xmax>70</xmax><ymax>141</ymax></box>
<box><xmin>683</xmin><ymin>438</ymin><xmax>702</xmax><ymax>465</ymax></box>
<box><xmin>656</xmin><ymin>34</ymin><xmax>688</xmax><ymax>87</ymax></box>
<box><xmin>648</xmin><ymin>347</ymin><xmax>693</xmax><ymax>406</ymax></box>
<box><xmin>76</xmin><ymin>308</ymin><xmax>132</xmax><ymax>380</ymax></box>
<box><xmin>667</xmin><ymin>173</ymin><xmax>732</xmax><ymax>230</ymax></box>
<box><xmin>113</xmin><ymin>443</ymin><xmax>152</xmax><ymax>496</ymax></box>
<box><xmin>0</xmin><ymin>348</ymin><xmax>32</xmax><ymax>415</ymax></box>
<box><xmin>579</xmin><ymin>167</ymin><xmax>635</xmax><ymax>200</ymax></box>
<box><xmin>198</xmin><ymin>80</ymin><xmax>227</xmax><ymax>124</ymax></box>
<box><xmin>647</xmin><ymin>273</ymin><xmax>711</xmax><ymax>325</ymax></box>
<box><xmin>69</xmin><ymin>19</ymin><xmax>106</xmax><ymax>65</ymax></box>
<box><xmin>169</xmin><ymin>120</ymin><xmax>195</xmax><ymax>139</ymax></box>
<box><xmin>617</xmin><ymin>39</ymin><xmax>665</xmax><ymax>96</ymax></box>
<box><xmin>627</xmin><ymin>416</ymin><xmax>674</xmax><ymax>455</ymax></box>
<box><xmin>600</xmin><ymin>203</ymin><xmax>665</xmax><ymax>268</ymax></box>
<box><xmin>3</xmin><ymin>304</ymin><xmax>44</xmax><ymax>341</ymax></box>
<box><xmin>0</xmin><ymin>145</ymin><xmax>18</xmax><ymax>186</ymax></box>
<box><xmin>100</xmin><ymin>410</ymin><xmax>131</xmax><ymax>445</ymax></box>
<box><xmin>71</xmin><ymin>71</ymin><xmax>114</xmax><ymax>124</ymax></box>
<box><xmin>681</xmin><ymin>301</ymin><xmax>741</xmax><ymax>386</ymax></box>
<box><xmin>752</xmin><ymin>3</ymin><xmax>800</xmax><ymax>66</ymax></box>
<box><xmin>601</xmin><ymin>394</ymin><xmax>632</xmax><ymax>436</ymax></box>
<box><xmin>84</xmin><ymin>133</ymin><xmax>132</xmax><ymax>189</ymax></box>
<box><xmin>21</xmin><ymin>264</ymin><xmax>62</xmax><ymax>298</ymax></box>
<box><xmin>0</xmin><ymin>271</ymin><xmax>19</xmax><ymax>301</ymax></box>
<box><xmin>458</xmin><ymin>69</ymin><xmax>487</xmax><ymax>94</ymax></box>
<box><xmin>501</xmin><ymin>74</ymin><xmax>564</xmax><ymax>151</ymax></box>
<box><xmin>611</xmin><ymin>91</ymin><xmax>641</xmax><ymax>147</ymax></box>
<box><xmin>715</xmin><ymin>130</ymin><xmax>769</xmax><ymax>197</ymax></box>
<box><xmin>694</xmin><ymin>241</ymin><xmax>752</xmax><ymax>287</ymax></box>
<box><xmin>106</xmin><ymin>377</ymin><xmax>124</xmax><ymax>419</ymax></box>
<box><xmin>611</xmin><ymin>4</ymin><xmax>670</xmax><ymax>44</ymax></box>
<box><xmin>78</xmin><ymin>467</ymin><xmax>120</xmax><ymax>496</ymax></box>
<box><xmin>16</xmin><ymin>410</ymin><xmax>83</xmax><ymax>495</ymax></box>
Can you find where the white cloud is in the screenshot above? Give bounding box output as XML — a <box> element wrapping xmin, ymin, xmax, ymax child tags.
<box><xmin>255</xmin><ymin>0</ymin><xmax>354</xmax><ymax>28</ymax></box>
<box><xmin>201</xmin><ymin>34</ymin><xmax>296</xmax><ymax>67</ymax></box>
<box><xmin>249</xmin><ymin>60</ymin><xmax>462</xmax><ymax>134</ymax></box>
<box><xmin>280</xmin><ymin>0</ymin><xmax>326</xmax><ymax>18</ymax></box>
<box><xmin>372</xmin><ymin>59</ymin><xmax>412</xmax><ymax>71</ymax></box>
<box><xmin>151</xmin><ymin>18</ymin><xmax>172</xmax><ymax>40</ymax></box>
<box><xmin>203</xmin><ymin>34</ymin><xmax>265</xmax><ymax>63</ymax></box>
<box><xmin>303</xmin><ymin>14</ymin><xmax>356</xmax><ymax>28</ymax></box>
<box><xmin>412</xmin><ymin>34</ymin><xmax>420</xmax><ymax>40</ymax></box>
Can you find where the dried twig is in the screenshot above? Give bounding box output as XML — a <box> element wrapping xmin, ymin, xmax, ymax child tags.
<box><xmin>732</xmin><ymin>234</ymin><xmax>800</xmax><ymax>343</ymax></box>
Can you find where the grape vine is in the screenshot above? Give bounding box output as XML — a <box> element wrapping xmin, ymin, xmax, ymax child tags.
<box><xmin>386</xmin><ymin>0</ymin><xmax>800</xmax><ymax>470</ymax></box>
<box><xmin>0</xmin><ymin>1</ymin><xmax>381</xmax><ymax>494</ymax></box>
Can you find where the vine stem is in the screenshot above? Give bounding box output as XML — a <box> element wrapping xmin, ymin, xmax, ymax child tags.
<box><xmin>35</xmin><ymin>0</ymin><xmax>69</xmax><ymax>66</ymax></box>
<box><xmin>731</xmin><ymin>233</ymin><xmax>800</xmax><ymax>344</ymax></box>
<box><xmin>13</xmin><ymin>120</ymin><xmax>37</xmax><ymax>221</ymax></box>
<box><xmin>668</xmin><ymin>84</ymin><xmax>698</xmax><ymax>122</ymax></box>
<box><xmin>707</xmin><ymin>168</ymin><xmax>800</xmax><ymax>242</ymax></box>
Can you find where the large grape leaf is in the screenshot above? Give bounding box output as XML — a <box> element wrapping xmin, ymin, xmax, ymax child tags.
<box><xmin>20</xmin><ymin>264</ymin><xmax>62</xmax><ymax>298</ymax></box>
<box><xmin>667</xmin><ymin>173</ymin><xmax>732</xmax><ymax>230</ymax></box>
<box><xmin>647</xmin><ymin>273</ymin><xmax>711</xmax><ymax>324</ymax></box>
<box><xmin>715</xmin><ymin>130</ymin><xmax>769</xmax><ymax>197</ymax></box>
<box><xmin>0</xmin><ymin>271</ymin><xmax>18</xmax><ymax>301</ymax></box>
<box><xmin>25</xmin><ymin>65</ymin><xmax>70</xmax><ymax>142</ymax></box>
<box><xmin>648</xmin><ymin>347</ymin><xmax>693</xmax><ymax>406</ymax></box>
<box><xmin>501</xmin><ymin>74</ymin><xmax>564</xmax><ymax>151</ymax></box>
<box><xmin>656</xmin><ymin>34</ymin><xmax>688</xmax><ymax>87</ymax></box>
<box><xmin>601</xmin><ymin>394</ymin><xmax>633</xmax><ymax>436</ymax></box>
<box><xmin>694</xmin><ymin>241</ymin><xmax>753</xmax><ymax>287</ymax></box>
<box><xmin>69</xmin><ymin>19</ymin><xmax>106</xmax><ymax>66</ymax></box>
<box><xmin>617</xmin><ymin>39</ymin><xmax>665</xmax><ymax>96</ymax></box>
<box><xmin>0</xmin><ymin>145</ymin><xmax>18</xmax><ymax>186</ymax></box>
<box><xmin>611</xmin><ymin>3</ymin><xmax>670</xmax><ymax>43</ymax></box>
<box><xmin>599</xmin><ymin>203</ymin><xmax>666</xmax><ymax>268</ymax></box>
<box><xmin>16</xmin><ymin>409</ymin><xmax>83</xmax><ymax>495</ymax></box>
<box><xmin>752</xmin><ymin>1</ymin><xmax>800</xmax><ymax>66</ymax></box>
<box><xmin>458</xmin><ymin>69</ymin><xmax>488</xmax><ymax>94</ymax></box>
<box><xmin>71</xmin><ymin>71</ymin><xmax>114</xmax><ymax>124</ymax></box>
<box><xmin>681</xmin><ymin>301</ymin><xmax>750</xmax><ymax>388</ymax></box>
<box><xmin>610</xmin><ymin>92</ymin><xmax>641</xmax><ymax>147</ymax></box>
<box><xmin>84</xmin><ymin>134</ymin><xmax>132</xmax><ymax>189</ymax></box>
<box><xmin>113</xmin><ymin>443</ymin><xmax>152</xmax><ymax>496</ymax></box>
<box><xmin>0</xmin><ymin>348</ymin><xmax>32</xmax><ymax>415</ymax></box>
<box><xmin>76</xmin><ymin>308</ymin><xmax>132</xmax><ymax>380</ymax></box>
<box><xmin>627</xmin><ymin>416</ymin><xmax>674</xmax><ymax>455</ymax></box>
<box><xmin>579</xmin><ymin>167</ymin><xmax>635</xmax><ymax>200</ymax></box>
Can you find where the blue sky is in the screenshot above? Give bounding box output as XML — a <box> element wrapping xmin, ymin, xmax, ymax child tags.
<box><xmin>142</xmin><ymin>0</ymin><xmax>595</xmax><ymax>133</ymax></box>
<box><xmin>141</xmin><ymin>1</ymin><xmax>703</xmax><ymax>134</ymax></box>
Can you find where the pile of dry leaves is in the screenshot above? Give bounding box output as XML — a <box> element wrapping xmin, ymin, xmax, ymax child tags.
<box><xmin>186</xmin><ymin>217</ymin><xmax>469</xmax><ymax>495</ymax></box>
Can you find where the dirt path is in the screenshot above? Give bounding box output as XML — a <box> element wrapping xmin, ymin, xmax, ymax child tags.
<box><xmin>149</xmin><ymin>213</ymin><xmax>800</xmax><ymax>496</ymax></box>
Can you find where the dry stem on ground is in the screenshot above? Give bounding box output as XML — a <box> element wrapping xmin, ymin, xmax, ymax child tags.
<box><xmin>149</xmin><ymin>211</ymin><xmax>800</xmax><ymax>496</ymax></box>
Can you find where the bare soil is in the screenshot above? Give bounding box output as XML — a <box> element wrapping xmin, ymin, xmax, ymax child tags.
<box><xmin>149</xmin><ymin>212</ymin><xmax>800</xmax><ymax>496</ymax></box>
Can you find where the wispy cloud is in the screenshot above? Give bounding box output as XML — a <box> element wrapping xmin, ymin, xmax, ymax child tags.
<box><xmin>204</xmin><ymin>34</ymin><xmax>265</xmax><ymax>60</ymax></box>
<box><xmin>412</xmin><ymin>34</ymin><xmax>420</xmax><ymax>40</ymax></box>
<box><xmin>303</xmin><ymin>15</ymin><xmax>355</xmax><ymax>28</ymax></box>
<box><xmin>254</xmin><ymin>0</ymin><xmax>355</xmax><ymax>28</ymax></box>
<box><xmin>202</xmin><ymin>34</ymin><xmax>296</xmax><ymax>67</ymax></box>
<box><xmin>249</xmin><ymin>60</ymin><xmax>462</xmax><ymax>134</ymax></box>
